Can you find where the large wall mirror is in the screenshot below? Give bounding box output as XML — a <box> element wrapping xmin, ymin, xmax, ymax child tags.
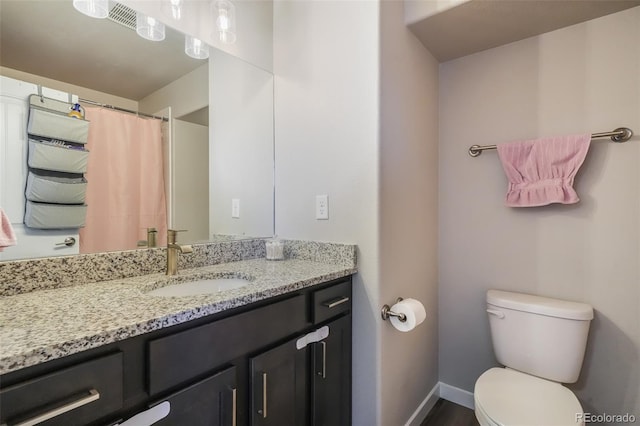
<box><xmin>0</xmin><ymin>0</ymin><xmax>274</xmax><ymax>261</ymax></box>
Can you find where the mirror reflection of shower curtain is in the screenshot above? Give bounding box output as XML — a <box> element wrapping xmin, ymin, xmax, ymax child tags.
<box><xmin>80</xmin><ymin>107</ymin><xmax>168</xmax><ymax>253</ymax></box>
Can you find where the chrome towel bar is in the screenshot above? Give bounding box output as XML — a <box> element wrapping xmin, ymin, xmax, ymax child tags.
<box><xmin>468</xmin><ymin>127</ymin><xmax>634</xmax><ymax>157</ymax></box>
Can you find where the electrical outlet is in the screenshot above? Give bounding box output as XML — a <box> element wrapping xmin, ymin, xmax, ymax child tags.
<box><xmin>232</xmin><ymin>198</ymin><xmax>240</xmax><ymax>218</ymax></box>
<box><xmin>315</xmin><ymin>195</ymin><xmax>329</xmax><ymax>220</ymax></box>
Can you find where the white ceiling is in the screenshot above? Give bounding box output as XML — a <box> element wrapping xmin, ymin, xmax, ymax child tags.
<box><xmin>0</xmin><ymin>0</ymin><xmax>206</xmax><ymax>100</ymax></box>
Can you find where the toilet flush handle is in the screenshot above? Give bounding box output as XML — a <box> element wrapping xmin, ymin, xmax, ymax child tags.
<box><xmin>486</xmin><ymin>309</ymin><xmax>505</xmax><ymax>319</ymax></box>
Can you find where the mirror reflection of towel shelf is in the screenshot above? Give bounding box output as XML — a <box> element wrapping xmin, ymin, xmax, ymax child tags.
<box><xmin>468</xmin><ymin>127</ymin><xmax>634</xmax><ymax>157</ymax></box>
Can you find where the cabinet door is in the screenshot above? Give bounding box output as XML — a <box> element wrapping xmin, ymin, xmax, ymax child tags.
<box><xmin>312</xmin><ymin>315</ymin><xmax>352</xmax><ymax>426</ymax></box>
<box><xmin>250</xmin><ymin>338</ymin><xmax>307</xmax><ymax>426</ymax></box>
<box><xmin>154</xmin><ymin>366</ymin><xmax>237</xmax><ymax>426</ymax></box>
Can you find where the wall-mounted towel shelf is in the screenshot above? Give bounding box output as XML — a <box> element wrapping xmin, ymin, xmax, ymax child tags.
<box><xmin>468</xmin><ymin>127</ymin><xmax>634</xmax><ymax>157</ymax></box>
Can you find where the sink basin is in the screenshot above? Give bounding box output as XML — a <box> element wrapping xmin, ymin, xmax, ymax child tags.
<box><xmin>146</xmin><ymin>277</ymin><xmax>250</xmax><ymax>297</ymax></box>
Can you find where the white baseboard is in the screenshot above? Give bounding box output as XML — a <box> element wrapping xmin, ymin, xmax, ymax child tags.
<box><xmin>404</xmin><ymin>382</ymin><xmax>441</xmax><ymax>426</ymax></box>
<box><xmin>404</xmin><ymin>382</ymin><xmax>475</xmax><ymax>426</ymax></box>
<box><xmin>439</xmin><ymin>382</ymin><xmax>475</xmax><ymax>410</ymax></box>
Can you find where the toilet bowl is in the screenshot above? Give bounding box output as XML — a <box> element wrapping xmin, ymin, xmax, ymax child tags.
<box><xmin>474</xmin><ymin>290</ymin><xmax>593</xmax><ymax>426</ymax></box>
<box><xmin>474</xmin><ymin>368</ymin><xmax>584</xmax><ymax>426</ymax></box>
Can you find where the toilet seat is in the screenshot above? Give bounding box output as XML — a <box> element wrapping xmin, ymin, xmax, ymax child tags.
<box><xmin>474</xmin><ymin>368</ymin><xmax>584</xmax><ymax>426</ymax></box>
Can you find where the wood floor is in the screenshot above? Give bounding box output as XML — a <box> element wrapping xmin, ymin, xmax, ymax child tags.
<box><xmin>421</xmin><ymin>399</ymin><xmax>480</xmax><ymax>426</ymax></box>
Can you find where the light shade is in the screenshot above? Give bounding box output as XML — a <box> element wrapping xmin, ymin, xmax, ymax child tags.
<box><xmin>136</xmin><ymin>12</ymin><xmax>166</xmax><ymax>42</ymax></box>
<box><xmin>185</xmin><ymin>35</ymin><xmax>210</xmax><ymax>60</ymax></box>
<box><xmin>73</xmin><ymin>0</ymin><xmax>109</xmax><ymax>19</ymax></box>
<box><xmin>213</xmin><ymin>0</ymin><xmax>236</xmax><ymax>44</ymax></box>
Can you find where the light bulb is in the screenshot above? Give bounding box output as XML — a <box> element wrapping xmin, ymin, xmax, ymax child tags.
<box><xmin>217</xmin><ymin>10</ymin><xmax>229</xmax><ymax>31</ymax></box>
<box><xmin>163</xmin><ymin>0</ymin><xmax>184</xmax><ymax>20</ymax></box>
<box><xmin>213</xmin><ymin>0</ymin><xmax>236</xmax><ymax>44</ymax></box>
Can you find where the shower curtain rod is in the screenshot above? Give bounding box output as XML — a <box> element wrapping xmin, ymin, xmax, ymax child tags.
<box><xmin>79</xmin><ymin>98</ymin><xmax>169</xmax><ymax>122</ymax></box>
<box><xmin>468</xmin><ymin>127</ymin><xmax>634</xmax><ymax>157</ymax></box>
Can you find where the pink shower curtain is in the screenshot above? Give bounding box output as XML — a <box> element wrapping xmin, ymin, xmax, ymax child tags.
<box><xmin>80</xmin><ymin>107</ymin><xmax>167</xmax><ymax>253</ymax></box>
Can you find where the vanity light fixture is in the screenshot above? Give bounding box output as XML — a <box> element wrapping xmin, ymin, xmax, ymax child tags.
<box><xmin>136</xmin><ymin>11</ymin><xmax>166</xmax><ymax>41</ymax></box>
<box><xmin>163</xmin><ymin>0</ymin><xmax>184</xmax><ymax>20</ymax></box>
<box><xmin>213</xmin><ymin>0</ymin><xmax>236</xmax><ymax>44</ymax></box>
<box><xmin>185</xmin><ymin>35</ymin><xmax>209</xmax><ymax>60</ymax></box>
<box><xmin>73</xmin><ymin>0</ymin><xmax>109</xmax><ymax>19</ymax></box>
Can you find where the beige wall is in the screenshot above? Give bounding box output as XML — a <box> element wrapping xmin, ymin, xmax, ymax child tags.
<box><xmin>210</xmin><ymin>50</ymin><xmax>274</xmax><ymax>239</ymax></box>
<box><xmin>173</xmin><ymin>120</ymin><xmax>209</xmax><ymax>242</ymax></box>
<box><xmin>379</xmin><ymin>1</ymin><xmax>440</xmax><ymax>425</ymax></box>
<box><xmin>274</xmin><ymin>1</ymin><xmax>440</xmax><ymax>424</ymax></box>
<box><xmin>439</xmin><ymin>6</ymin><xmax>640</xmax><ymax>419</ymax></box>
<box><xmin>138</xmin><ymin>64</ymin><xmax>209</xmax><ymax>118</ymax></box>
<box><xmin>273</xmin><ymin>1</ymin><xmax>380</xmax><ymax>424</ymax></box>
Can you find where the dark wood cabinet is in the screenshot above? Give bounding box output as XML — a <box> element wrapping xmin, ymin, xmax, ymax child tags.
<box><xmin>0</xmin><ymin>276</ymin><xmax>352</xmax><ymax>426</ymax></box>
<box><xmin>250</xmin><ymin>337</ymin><xmax>308</xmax><ymax>426</ymax></box>
<box><xmin>311</xmin><ymin>315</ymin><xmax>352</xmax><ymax>426</ymax></box>
<box><xmin>154</xmin><ymin>366</ymin><xmax>237</xmax><ymax>426</ymax></box>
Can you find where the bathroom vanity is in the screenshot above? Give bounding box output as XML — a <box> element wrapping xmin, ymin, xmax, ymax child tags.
<box><xmin>0</xmin><ymin>243</ymin><xmax>356</xmax><ymax>426</ymax></box>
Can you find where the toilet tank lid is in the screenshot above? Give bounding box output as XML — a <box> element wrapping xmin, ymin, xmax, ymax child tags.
<box><xmin>487</xmin><ymin>290</ymin><xmax>594</xmax><ymax>320</ymax></box>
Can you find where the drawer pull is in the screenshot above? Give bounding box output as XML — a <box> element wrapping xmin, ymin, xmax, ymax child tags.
<box><xmin>322</xmin><ymin>296</ymin><xmax>350</xmax><ymax>309</ymax></box>
<box><xmin>262</xmin><ymin>373</ymin><xmax>268</xmax><ymax>419</ymax></box>
<box><xmin>231</xmin><ymin>387</ymin><xmax>237</xmax><ymax>426</ymax></box>
<box><xmin>10</xmin><ymin>389</ymin><xmax>99</xmax><ymax>426</ymax></box>
<box><xmin>318</xmin><ymin>341</ymin><xmax>327</xmax><ymax>379</ymax></box>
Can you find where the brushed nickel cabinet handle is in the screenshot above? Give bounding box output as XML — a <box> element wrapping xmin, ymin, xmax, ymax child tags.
<box><xmin>231</xmin><ymin>387</ymin><xmax>237</xmax><ymax>426</ymax></box>
<box><xmin>322</xmin><ymin>296</ymin><xmax>349</xmax><ymax>308</ymax></box>
<box><xmin>317</xmin><ymin>341</ymin><xmax>327</xmax><ymax>379</ymax></box>
<box><xmin>262</xmin><ymin>373</ymin><xmax>268</xmax><ymax>419</ymax></box>
<box><xmin>10</xmin><ymin>389</ymin><xmax>99</xmax><ymax>426</ymax></box>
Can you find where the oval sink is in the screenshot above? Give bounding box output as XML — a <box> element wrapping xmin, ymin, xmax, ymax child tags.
<box><xmin>146</xmin><ymin>278</ymin><xmax>250</xmax><ymax>297</ymax></box>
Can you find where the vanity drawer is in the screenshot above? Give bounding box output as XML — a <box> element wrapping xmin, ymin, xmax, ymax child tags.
<box><xmin>0</xmin><ymin>352</ymin><xmax>123</xmax><ymax>426</ymax></box>
<box><xmin>312</xmin><ymin>279</ymin><xmax>352</xmax><ymax>324</ymax></box>
<box><xmin>148</xmin><ymin>294</ymin><xmax>307</xmax><ymax>396</ymax></box>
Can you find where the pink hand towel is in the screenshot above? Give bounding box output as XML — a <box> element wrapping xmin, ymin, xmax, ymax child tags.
<box><xmin>0</xmin><ymin>208</ymin><xmax>17</xmax><ymax>251</ymax></box>
<box><xmin>496</xmin><ymin>134</ymin><xmax>591</xmax><ymax>207</ymax></box>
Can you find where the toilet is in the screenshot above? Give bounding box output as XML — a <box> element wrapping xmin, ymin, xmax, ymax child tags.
<box><xmin>474</xmin><ymin>290</ymin><xmax>594</xmax><ymax>426</ymax></box>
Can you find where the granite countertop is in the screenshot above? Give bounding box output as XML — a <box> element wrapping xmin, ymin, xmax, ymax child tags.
<box><xmin>0</xmin><ymin>258</ymin><xmax>357</xmax><ymax>375</ymax></box>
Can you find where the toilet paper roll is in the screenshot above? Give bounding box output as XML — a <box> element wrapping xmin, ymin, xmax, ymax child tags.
<box><xmin>390</xmin><ymin>298</ymin><xmax>426</xmax><ymax>332</ymax></box>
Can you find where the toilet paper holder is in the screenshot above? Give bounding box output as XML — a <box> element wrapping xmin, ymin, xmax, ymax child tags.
<box><xmin>381</xmin><ymin>298</ymin><xmax>407</xmax><ymax>322</ymax></box>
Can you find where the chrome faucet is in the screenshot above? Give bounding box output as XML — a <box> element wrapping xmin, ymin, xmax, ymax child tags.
<box><xmin>166</xmin><ymin>229</ymin><xmax>193</xmax><ymax>275</ymax></box>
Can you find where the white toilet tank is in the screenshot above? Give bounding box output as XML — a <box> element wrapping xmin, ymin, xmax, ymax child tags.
<box><xmin>486</xmin><ymin>289</ymin><xmax>593</xmax><ymax>383</ymax></box>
